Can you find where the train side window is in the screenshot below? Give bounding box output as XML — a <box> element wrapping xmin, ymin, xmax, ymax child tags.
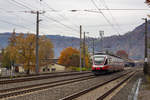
<box><xmin>109</xmin><ymin>58</ymin><xmax>112</xmax><ymax>64</ymax></box>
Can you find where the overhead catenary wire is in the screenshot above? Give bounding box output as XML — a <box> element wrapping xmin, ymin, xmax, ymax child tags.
<box><xmin>2</xmin><ymin>8</ymin><xmax>149</xmax><ymax>13</ymax></box>
<box><xmin>8</xmin><ymin>0</ymin><xmax>79</xmax><ymax>36</ymax></box>
<box><xmin>91</xmin><ymin>0</ymin><xmax>120</xmax><ymax>35</ymax></box>
<box><xmin>41</xmin><ymin>0</ymin><xmax>79</xmax><ymax>29</ymax></box>
<box><xmin>98</xmin><ymin>0</ymin><xmax>122</xmax><ymax>32</ymax></box>
<box><xmin>8</xmin><ymin>0</ymin><xmax>27</xmax><ymax>10</ymax></box>
<box><xmin>40</xmin><ymin>23</ymin><xmax>79</xmax><ymax>37</ymax></box>
<box><xmin>43</xmin><ymin>8</ymin><xmax>150</xmax><ymax>12</ymax></box>
<box><xmin>0</xmin><ymin>8</ymin><xmax>35</xmax><ymax>26</ymax></box>
<box><xmin>34</xmin><ymin>0</ymin><xmax>80</xmax><ymax>31</ymax></box>
<box><xmin>11</xmin><ymin>0</ymin><xmax>80</xmax><ymax>35</ymax></box>
<box><xmin>43</xmin><ymin>15</ymin><xmax>79</xmax><ymax>32</ymax></box>
<box><xmin>0</xmin><ymin>19</ymin><xmax>34</xmax><ymax>32</ymax></box>
<box><xmin>3</xmin><ymin>0</ymin><xmax>145</xmax><ymax>37</ymax></box>
<box><xmin>11</xmin><ymin>0</ymin><xmax>32</xmax><ymax>10</ymax></box>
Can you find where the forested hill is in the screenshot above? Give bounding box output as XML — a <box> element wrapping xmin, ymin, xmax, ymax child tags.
<box><xmin>0</xmin><ymin>21</ymin><xmax>150</xmax><ymax>59</ymax></box>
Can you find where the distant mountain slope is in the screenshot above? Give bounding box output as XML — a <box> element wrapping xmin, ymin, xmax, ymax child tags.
<box><xmin>0</xmin><ymin>33</ymin><xmax>80</xmax><ymax>58</ymax></box>
<box><xmin>0</xmin><ymin>21</ymin><xmax>149</xmax><ymax>59</ymax></box>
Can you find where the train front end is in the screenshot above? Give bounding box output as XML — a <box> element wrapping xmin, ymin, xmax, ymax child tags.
<box><xmin>92</xmin><ymin>55</ymin><xmax>109</xmax><ymax>75</ymax></box>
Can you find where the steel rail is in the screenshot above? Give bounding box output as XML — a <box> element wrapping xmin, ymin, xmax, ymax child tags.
<box><xmin>97</xmin><ymin>72</ymin><xmax>135</xmax><ymax>100</ymax></box>
<box><xmin>0</xmin><ymin>71</ymin><xmax>90</xmax><ymax>80</ymax></box>
<box><xmin>0</xmin><ymin>71</ymin><xmax>90</xmax><ymax>85</ymax></box>
<box><xmin>0</xmin><ymin>74</ymin><xmax>94</xmax><ymax>93</ymax></box>
<box><xmin>60</xmin><ymin>71</ymin><xmax>133</xmax><ymax>100</ymax></box>
<box><xmin>0</xmin><ymin>75</ymin><xmax>96</xmax><ymax>99</ymax></box>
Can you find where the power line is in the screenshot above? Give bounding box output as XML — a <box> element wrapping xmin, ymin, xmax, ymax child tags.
<box><xmin>91</xmin><ymin>0</ymin><xmax>120</xmax><ymax>35</ymax></box>
<box><xmin>39</xmin><ymin>23</ymin><xmax>80</xmax><ymax>37</ymax></box>
<box><xmin>33</xmin><ymin>0</ymin><xmax>80</xmax><ymax>30</ymax></box>
<box><xmin>98</xmin><ymin>0</ymin><xmax>122</xmax><ymax>33</ymax></box>
<box><xmin>0</xmin><ymin>19</ymin><xmax>33</xmax><ymax>32</ymax></box>
<box><xmin>9</xmin><ymin>0</ymin><xmax>79</xmax><ymax>34</ymax></box>
<box><xmin>8</xmin><ymin>0</ymin><xmax>27</xmax><ymax>9</ymax></box>
<box><xmin>0</xmin><ymin>8</ymin><xmax>35</xmax><ymax>26</ymax></box>
<box><xmin>43</xmin><ymin>14</ymin><xmax>79</xmax><ymax>32</ymax></box>
<box><xmin>41</xmin><ymin>0</ymin><xmax>79</xmax><ymax>28</ymax></box>
<box><xmin>11</xmin><ymin>0</ymin><xmax>32</xmax><ymax>10</ymax></box>
<box><xmin>1</xmin><ymin>8</ymin><xmax>149</xmax><ymax>13</ymax></box>
<box><xmin>96</xmin><ymin>8</ymin><xmax>150</xmax><ymax>11</ymax></box>
<box><xmin>44</xmin><ymin>8</ymin><xmax>150</xmax><ymax>12</ymax></box>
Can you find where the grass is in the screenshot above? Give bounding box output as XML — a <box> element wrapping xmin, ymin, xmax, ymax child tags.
<box><xmin>146</xmin><ymin>75</ymin><xmax>150</xmax><ymax>83</ymax></box>
<box><xmin>142</xmin><ymin>74</ymin><xmax>150</xmax><ymax>90</ymax></box>
<box><xmin>68</xmin><ymin>66</ymin><xmax>91</xmax><ymax>71</ymax></box>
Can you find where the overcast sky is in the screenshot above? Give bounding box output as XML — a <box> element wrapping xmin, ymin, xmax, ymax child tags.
<box><xmin>0</xmin><ymin>0</ymin><xmax>149</xmax><ymax>37</ymax></box>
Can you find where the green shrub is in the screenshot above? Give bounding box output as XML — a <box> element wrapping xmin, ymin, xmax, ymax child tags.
<box><xmin>75</xmin><ymin>67</ymin><xmax>91</xmax><ymax>71</ymax></box>
<box><xmin>67</xmin><ymin>66</ymin><xmax>92</xmax><ymax>71</ymax></box>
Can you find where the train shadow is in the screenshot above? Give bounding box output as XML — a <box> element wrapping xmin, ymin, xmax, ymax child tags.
<box><xmin>94</xmin><ymin>70</ymin><xmax>122</xmax><ymax>76</ymax></box>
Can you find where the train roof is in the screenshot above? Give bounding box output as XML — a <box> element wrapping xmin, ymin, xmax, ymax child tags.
<box><xmin>94</xmin><ymin>52</ymin><xmax>123</xmax><ymax>59</ymax></box>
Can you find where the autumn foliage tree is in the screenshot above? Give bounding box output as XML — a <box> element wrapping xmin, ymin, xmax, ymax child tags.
<box><xmin>58</xmin><ymin>47</ymin><xmax>91</xmax><ymax>68</ymax></box>
<box><xmin>2</xmin><ymin>32</ymin><xmax>54</xmax><ymax>72</ymax></box>
<box><xmin>58</xmin><ymin>47</ymin><xmax>80</xmax><ymax>67</ymax></box>
<box><xmin>116</xmin><ymin>50</ymin><xmax>128</xmax><ymax>58</ymax></box>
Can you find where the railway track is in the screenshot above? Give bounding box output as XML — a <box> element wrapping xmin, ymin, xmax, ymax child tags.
<box><xmin>0</xmin><ymin>70</ymin><xmax>134</xmax><ymax>100</ymax></box>
<box><xmin>0</xmin><ymin>71</ymin><xmax>90</xmax><ymax>85</ymax></box>
<box><xmin>0</xmin><ymin>71</ymin><xmax>79</xmax><ymax>80</ymax></box>
<box><xmin>60</xmin><ymin>71</ymin><xmax>135</xmax><ymax>100</ymax></box>
<box><xmin>0</xmin><ymin>74</ymin><xmax>96</xmax><ymax>99</ymax></box>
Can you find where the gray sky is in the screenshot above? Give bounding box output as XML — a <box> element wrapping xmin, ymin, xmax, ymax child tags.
<box><xmin>0</xmin><ymin>0</ymin><xmax>149</xmax><ymax>37</ymax></box>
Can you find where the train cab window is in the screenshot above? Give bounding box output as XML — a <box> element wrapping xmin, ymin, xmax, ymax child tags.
<box><xmin>104</xmin><ymin>59</ymin><xmax>108</xmax><ymax>65</ymax></box>
<box><xmin>94</xmin><ymin>56</ymin><xmax>105</xmax><ymax>65</ymax></box>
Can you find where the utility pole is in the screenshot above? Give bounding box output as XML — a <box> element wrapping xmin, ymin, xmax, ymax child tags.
<box><xmin>25</xmin><ymin>11</ymin><xmax>45</xmax><ymax>74</ymax></box>
<box><xmin>82</xmin><ymin>32</ymin><xmax>89</xmax><ymax>67</ymax></box>
<box><xmin>92</xmin><ymin>38</ymin><xmax>95</xmax><ymax>56</ymax></box>
<box><xmin>142</xmin><ymin>18</ymin><xmax>148</xmax><ymax>74</ymax></box>
<box><xmin>80</xmin><ymin>25</ymin><xmax>82</xmax><ymax>72</ymax></box>
<box><xmin>36</xmin><ymin>11</ymin><xmax>40</xmax><ymax>74</ymax></box>
<box><xmin>83</xmin><ymin>32</ymin><xmax>86</xmax><ymax>67</ymax></box>
<box><xmin>99</xmin><ymin>31</ymin><xmax>104</xmax><ymax>52</ymax></box>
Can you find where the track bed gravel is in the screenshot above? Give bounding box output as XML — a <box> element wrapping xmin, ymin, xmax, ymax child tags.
<box><xmin>0</xmin><ymin>73</ymin><xmax>92</xmax><ymax>90</ymax></box>
<box><xmin>138</xmin><ymin>72</ymin><xmax>150</xmax><ymax>100</ymax></box>
<box><xmin>110</xmin><ymin>70</ymin><xmax>143</xmax><ymax>100</ymax></box>
<box><xmin>5</xmin><ymin>71</ymin><xmax>128</xmax><ymax>100</ymax></box>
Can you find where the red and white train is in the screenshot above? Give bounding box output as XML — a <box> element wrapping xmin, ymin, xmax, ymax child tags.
<box><xmin>92</xmin><ymin>52</ymin><xmax>125</xmax><ymax>75</ymax></box>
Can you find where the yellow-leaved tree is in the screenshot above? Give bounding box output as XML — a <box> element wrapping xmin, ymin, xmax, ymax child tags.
<box><xmin>58</xmin><ymin>47</ymin><xmax>80</xmax><ymax>67</ymax></box>
<box><xmin>58</xmin><ymin>47</ymin><xmax>91</xmax><ymax>69</ymax></box>
<box><xmin>2</xmin><ymin>32</ymin><xmax>54</xmax><ymax>73</ymax></box>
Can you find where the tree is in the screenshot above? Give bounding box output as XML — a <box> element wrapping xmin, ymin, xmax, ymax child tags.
<box><xmin>1</xmin><ymin>49</ymin><xmax>11</xmax><ymax>69</ymax></box>
<box><xmin>58</xmin><ymin>47</ymin><xmax>91</xmax><ymax>68</ymax></box>
<box><xmin>116</xmin><ymin>50</ymin><xmax>128</xmax><ymax>58</ymax></box>
<box><xmin>3</xmin><ymin>30</ymin><xmax>17</xmax><ymax>69</ymax></box>
<box><xmin>15</xmin><ymin>34</ymin><xmax>36</xmax><ymax>71</ymax></box>
<box><xmin>39</xmin><ymin>36</ymin><xmax>54</xmax><ymax>67</ymax></box>
<box><xmin>58</xmin><ymin>47</ymin><xmax>80</xmax><ymax>67</ymax></box>
<box><xmin>2</xmin><ymin>33</ymin><xmax>54</xmax><ymax>73</ymax></box>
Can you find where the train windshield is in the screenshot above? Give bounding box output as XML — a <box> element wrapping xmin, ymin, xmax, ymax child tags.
<box><xmin>94</xmin><ymin>56</ymin><xmax>105</xmax><ymax>65</ymax></box>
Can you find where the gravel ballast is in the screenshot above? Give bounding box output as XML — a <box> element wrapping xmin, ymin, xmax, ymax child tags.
<box><xmin>0</xmin><ymin>73</ymin><xmax>93</xmax><ymax>90</ymax></box>
<box><xmin>5</xmin><ymin>71</ymin><xmax>129</xmax><ymax>100</ymax></box>
<box><xmin>110</xmin><ymin>70</ymin><xmax>143</xmax><ymax>100</ymax></box>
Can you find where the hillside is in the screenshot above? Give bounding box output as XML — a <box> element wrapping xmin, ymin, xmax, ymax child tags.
<box><xmin>0</xmin><ymin>21</ymin><xmax>149</xmax><ymax>59</ymax></box>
